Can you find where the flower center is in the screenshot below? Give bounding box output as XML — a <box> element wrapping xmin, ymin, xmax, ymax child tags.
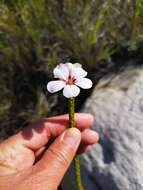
<box><xmin>66</xmin><ymin>75</ymin><xmax>76</xmax><ymax>85</ymax></box>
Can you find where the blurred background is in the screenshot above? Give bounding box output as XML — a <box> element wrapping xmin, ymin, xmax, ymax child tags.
<box><xmin>0</xmin><ymin>0</ymin><xmax>143</xmax><ymax>140</ymax></box>
<box><xmin>1</xmin><ymin>1</ymin><xmax>143</xmax><ymax>190</ymax></box>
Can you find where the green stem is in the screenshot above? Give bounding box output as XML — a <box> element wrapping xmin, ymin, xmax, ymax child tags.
<box><xmin>73</xmin><ymin>156</ymin><xmax>84</xmax><ymax>190</ymax></box>
<box><xmin>69</xmin><ymin>97</ymin><xmax>84</xmax><ymax>190</ymax></box>
<box><xmin>68</xmin><ymin>97</ymin><xmax>75</xmax><ymax>129</ymax></box>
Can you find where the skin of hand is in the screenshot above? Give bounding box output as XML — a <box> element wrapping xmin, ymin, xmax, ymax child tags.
<box><xmin>0</xmin><ymin>113</ymin><xmax>99</xmax><ymax>190</ymax></box>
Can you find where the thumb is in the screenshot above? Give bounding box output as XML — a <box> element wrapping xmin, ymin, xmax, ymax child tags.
<box><xmin>34</xmin><ymin>128</ymin><xmax>81</xmax><ymax>189</ymax></box>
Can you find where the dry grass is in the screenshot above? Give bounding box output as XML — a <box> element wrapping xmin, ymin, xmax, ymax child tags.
<box><xmin>0</xmin><ymin>0</ymin><xmax>143</xmax><ymax>139</ymax></box>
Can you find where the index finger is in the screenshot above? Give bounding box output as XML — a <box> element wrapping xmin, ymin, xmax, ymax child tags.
<box><xmin>5</xmin><ymin>113</ymin><xmax>94</xmax><ymax>151</ymax></box>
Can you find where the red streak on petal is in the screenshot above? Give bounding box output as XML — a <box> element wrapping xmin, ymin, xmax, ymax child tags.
<box><xmin>65</xmin><ymin>75</ymin><xmax>76</xmax><ymax>85</ymax></box>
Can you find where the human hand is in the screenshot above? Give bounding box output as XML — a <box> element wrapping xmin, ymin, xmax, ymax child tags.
<box><xmin>0</xmin><ymin>113</ymin><xmax>99</xmax><ymax>190</ymax></box>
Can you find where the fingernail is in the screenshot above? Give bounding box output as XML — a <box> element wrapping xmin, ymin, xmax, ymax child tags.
<box><xmin>61</xmin><ymin>128</ymin><xmax>81</xmax><ymax>150</ymax></box>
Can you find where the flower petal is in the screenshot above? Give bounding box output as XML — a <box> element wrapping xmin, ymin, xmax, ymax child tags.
<box><xmin>63</xmin><ymin>85</ymin><xmax>80</xmax><ymax>98</ymax></box>
<box><xmin>72</xmin><ymin>67</ymin><xmax>87</xmax><ymax>79</ymax></box>
<box><xmin>74</xmin><ymin>63</ymin><xmax>82</xmax><ymax>68</ymax></box>
<box><xmin>64</xmin><ymin>62</ymin><xmax>73</xmax><ymax>76</ymax></box>
<box><xmin>64</xmin><ymin>62</ymin><xmax>87</xmax><ymax>78</ymax></box>
<box><xmin>75</xmin><ymin>78</ymin><xmax>93</xmax><ymax>89</ymax></box>
<box><xmin>53</xmin><ymin>64</ymin><xmax>69</xmax><ymax>80</ymax></box>
<box><xmin>66</xmin><ymin>62</ymin><xmax>74</xmax><ymax>70</ymax></box>
<box><xmin>47</xmin><ymin>80</ymin><xmax>66</xmax><ymax>93</ymax></box>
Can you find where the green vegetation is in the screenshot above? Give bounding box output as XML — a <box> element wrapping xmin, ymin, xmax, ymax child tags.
<box><xmin>0</xmin><ymin>0</ymin><xmax>143</xmax><ymax>139</ymax></box>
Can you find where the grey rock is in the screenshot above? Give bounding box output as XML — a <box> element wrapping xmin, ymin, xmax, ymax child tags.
<box><xmin>62</xmin><ymin>66</ymin><xmax>143</xmax><ymax>190</ymax></box>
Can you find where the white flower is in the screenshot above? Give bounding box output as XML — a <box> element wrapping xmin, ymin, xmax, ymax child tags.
<box><xmin>47</xmin><ymin>63</ymin><xmax>93</xmax><ymax>98</ymax></box>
